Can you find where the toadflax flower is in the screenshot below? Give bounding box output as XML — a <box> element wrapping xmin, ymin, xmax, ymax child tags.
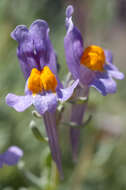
<box><xmin>0</xmin><ymin>146</ymin><xmax>23</xmax><ymax>168</ymax></box>
<box><xmin>6</xmin><ymin>20</ymin><xmax>78</xmax><ymax>177</ymax></box>
<box><xmin>64</xmin><ymin>5</ymin><xmax>124</xmax><ymax>160</ymax></box>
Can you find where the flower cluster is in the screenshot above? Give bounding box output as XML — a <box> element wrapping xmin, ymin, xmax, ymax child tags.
<box><xmin>5</xmin><ymin>5</ymin><xmax>124</xmax><ymax>177</ymax></box>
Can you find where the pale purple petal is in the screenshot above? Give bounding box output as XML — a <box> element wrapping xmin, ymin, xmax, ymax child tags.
<box><xmin>29</xmin><ymin>20</ymin><xmax>58</xmax><ymax>75</ymax></box>
<box><xmin>11</xmin><ymin>20</ymin><xmax>58</xmax><ymax>80</ymax></box>
<box><xmin>6</xmin><ymin>93</ymin><xmax>33</xmax><ymax>112</ymax></box>
<box><xmin>43</xmin><ymin>112</ymin><xmax>63</xmax><ymax>178</ymax></box>
<box><xmin>29</xmin><ymin>20</ymin><xmax>49</xmax><ymax>69</ymax></box>
<box><xmin>104</xmin><ymin>50</ymin><xmax>124</xmax><ymax>79</ymax></box>
<box><xmin>79</xmin><ymin>65</ymin><xmax>96</xmax><ymax>85</ymax></box>
<box><xmin>57</xmin><ymin>79</ymin><xmax>79</xmax><ymax>102</ymax></box>
<box><xmin>66</xmin><ymin>5</ymin><xmax>74</xmax><ymax>18</ymax></box>
<box><xmin>3</xmin><ymin>146</ymin><xmax>23</xmax><ymax>166</ymax></box>
<box><xmin>11</xmin><ymin>25</ymin><xmax>37</xmax><ymax>79</ymax></box>
<box><xmin>64</xmin><ymin>5</ymin><xmax>84</xmax><ymax>80</ymax></box>
<box><xmin>33</xmin><ymin>93</ymin><xmax>57</xmax><ymax>115</ymax></box>
<box><xmin>91</xmin><ymin>72</ymin><xmax>117</xmax><ymax>96</ymax></box>
<box><xmin>104</xmin><ymin>50</ymin><xmax>113</xmax><ymax>64</ymax></box>
<box><xmin>11</xmin><ymin>25</ymin><xmax>28</xmax><ymax>42</ymax></box>
<box><xmin>104</xmin><ymin>63</ymin><xmax>124</xmax><ymax>80</ymax></box>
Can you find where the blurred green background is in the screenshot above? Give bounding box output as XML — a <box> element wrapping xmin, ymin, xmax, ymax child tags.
<box><xmin>0</xmin><ymin>0</ymin><xmax>126</xmax><ymax>189</ymax></box>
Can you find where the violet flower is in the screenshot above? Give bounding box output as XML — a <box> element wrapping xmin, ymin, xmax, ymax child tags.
<box><xmin>64</xmin><ymin>5</ymin><xmax>124</xmax><ymax>94</ymax></box>
<box><xmin>64</xmin><ymin>5</ymin><xmax>124</xmax><ymax>160</ymax></box>
<box><xmin>6</xmin><ymin>20</ymin><xmax>78</xmax><ymax>177</ymax></box>
<box><xmin>0</xmin><ymin>146</ymin><xmax>23</xmax><ymax>168</ymax></box>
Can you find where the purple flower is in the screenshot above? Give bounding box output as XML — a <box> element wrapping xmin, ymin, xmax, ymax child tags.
<box><xmin>6</xmin><ymin>20</ymin><xmax>79</xmax><ymax>177</ymax></box>
<box><xmin>0</xmin><ymin>146</ymin><xmax>23</xmax><ymax>168</ymax></box>
<box><xmin>64</xmin><ymin>5</ymin><xmax>124</xmax><ymax>96</ymax></box>
<box><xmin>64</xmin><ymin>5</ymin><xmax>124</xmax><ymax>160</ymax></box>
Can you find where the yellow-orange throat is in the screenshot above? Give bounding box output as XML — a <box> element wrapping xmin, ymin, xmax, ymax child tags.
<box><xmin>28</xmin><ymin>66</ymin><xmax>57</xmax><ymax>94</ymax></box>
<box><xmin>80</xmin><ymin>45</ymin><xmax>105</xmax><ymax>72</ymax></box>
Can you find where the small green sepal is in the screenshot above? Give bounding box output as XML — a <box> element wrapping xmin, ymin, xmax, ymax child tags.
<box><xmin>29</xmin><ymin>120</ymin><xmax>48</xmax><ymax>143</ymax></box>
<box><xmin>32</xmin><ymin>110</ymin><xmax>42</xmax><ymax>119</ymax></box>
<box><xmin>62</xmin><ymin>115</ymin><xmax>92</xmax><ymax>128</ymax></box>
<box><xmin>69</xmin><ymin>96</ymin><xmax>88</xmax><ymax>104</ymax></box>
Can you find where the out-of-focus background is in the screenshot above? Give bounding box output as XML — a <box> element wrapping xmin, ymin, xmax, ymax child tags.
<box><xmin>0</xmin><ymin>0</ymin><xmax>126</xmax><ymax>189</ymax></box>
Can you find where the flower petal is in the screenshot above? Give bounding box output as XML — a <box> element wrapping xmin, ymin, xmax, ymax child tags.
<box><xmin>11</xmin><ymin>25</ymin><xmax>37</xmax><ymax>79</ymax></box>
<box><xmin>33</xmin><ymin>93</ymin><xmax>57</xmax><ymax>115</ymax></box>
<box><xmin>79</xmin><ymin>65</ymin><xmax>96</xmax><ymax>85</ymax></box>
<box><xmin>57</xmin><ymin>79</ymin><xmax>79</xmax><ymax>102</ymax></box>
<box><xmin>6</xmin><ymin>93</ymin><xmax>33</xmax><ymax>112</ymax></box>
<box><xmin>66</xmin><ymin>5</ymin><xmax>74</xmax><ymax>18</ymax></box>
<box><xmin>104</xmin><ymin>50</ymin><xmax>124</xmax><ymax>80</ymax></box>
<box><xmin>105</xmin><ymin>63</ymin><xmax>124</xmax><ymax>80</ymax></box>
<box><xmin>43</xmin><ymin>112</ymin><xmax>63</xmax><ymax>178</ymax></box>
<box><xmin>104</xmin><ymin>50</ymin><xmax>113</xmax><ymax>64</ymax></box>
<box><xmin>29</xmin><ymin>20</ymin><xmax>58</xmax><ymax>75</ymax></box>
<box><xmin>11</xmin><ymin>20</ymin><xmax>59</xmax><ymax>81</ymax></box>
<box><xmin>3</xmin><ymin>146</ymin><xmax>23</xmax><ymax>166</ymax></box>
<box><xmin>11</xmin><ymin>25</ymin><xmax>28</xmax><ymax>42</ymax></box>
<box><xmin>64</xmin><ymin>5</ymin><xmax>84</xmax><ymax>80</ymax></box>
<box><xmin>91</xmin><ymin>72</ymin><xmax>117</xmax><ymax>96</ymax></box>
